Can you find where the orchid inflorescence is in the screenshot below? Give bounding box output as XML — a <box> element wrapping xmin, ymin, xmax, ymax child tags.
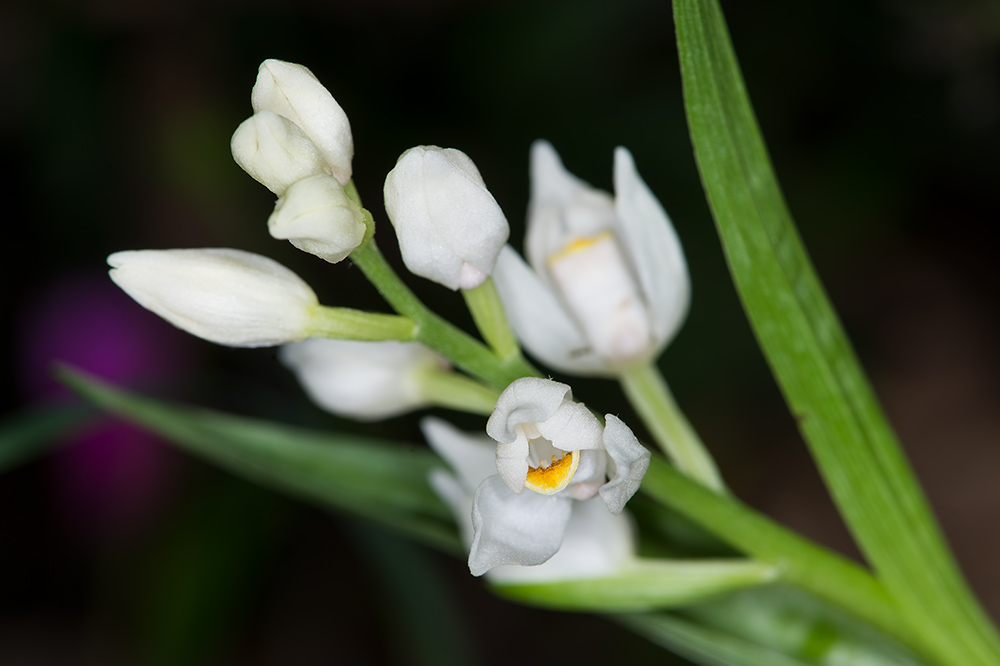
<box><xmin>108</xmin><ymin>58</ymin><xmax>737</xmax><ymax>586</ymax></box>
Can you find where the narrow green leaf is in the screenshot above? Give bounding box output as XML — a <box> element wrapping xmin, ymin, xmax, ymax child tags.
<box><xmin>58</xmin><ymin>366</ymin><xmax>461</xmax><ymax>554</ymax></box>
<box><xmin>672</xmin><ymin>1</ymin><xmax>1000</xmax><ymax>664</ymax></box>
<box><xmin>641</xmin><ymin>458</ymin><xmax>919</xmax><ymax>653</ymax></box>
<box><xmin>615</xmin><ymin>612</ymin><xmax>811</xmax><ymax>666</ymax></box>
<box><xmin>493</xmin><ymin>559</ymin><xmax>777</xmax><ymax>612</ymax></box>
<box><xmin>0</xmin><ymin>404</ymin><xmax>90</xmax><ymax>472</ymax></box>
<box><xmin>685</xmin><ymin>586</ymin><xmax>924</xmax><ymax>666</ymax></box>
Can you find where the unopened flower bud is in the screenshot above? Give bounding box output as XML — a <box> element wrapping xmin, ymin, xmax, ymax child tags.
<box><xmin>108</xmin><ymin>248</ymin><xmax>318</xmax><ymax>347</ymax></box>
<box><xmin>268</xmin><ymin>174</ymin><xmax>367</xmax><ymax>263</ymax></box>
<box><xmin>231</xmin><ymin>110</ymin><xmax>327</xmax><ymax>195</ymax></box>
<box><xmin>383</xmin><ymin>146</ymin><xmax>509</xmax><ymax>291</ymax></box>
<box><xmin>280</xmin><ymin>339</ymin><xmax>448</xmax><ymax>421</ymax></box>
<box><xmin>252</xmin><ymin>59</ymin><xmax>354</xmax><ymax>185</ymax></box>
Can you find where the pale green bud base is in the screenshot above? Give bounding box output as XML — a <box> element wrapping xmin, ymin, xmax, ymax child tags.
<box><xmin>461</xmin><ymin>277</ymin><xmax>522</xmax><ymax>362</ymax></box>
<box><xmin>619</xmin><ymin>362</ymin><xmax>726</xmax><ymax>493</ymax></box>
<box><xmin>492</xmin><ymin>558</ymin><xmax>778</xmax><ymax>612</ymax></box>
<box><xmin>308</xmin><ymin>305</ymin><xmax>417</xmax><ymax>341</ymax></box>
<box><xmin>419</xmin><ymin>369</ymin><xmax>500</xmax><ymax>416</ymax></box>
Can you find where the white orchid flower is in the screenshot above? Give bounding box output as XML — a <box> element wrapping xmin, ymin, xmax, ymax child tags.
<box><xmin>493</xmin><ymin>140</ymin><xmax>689</xmax><ymax>376</ymax></box>
<box><xmin>383</xmin><ymin>146</ymin><xmax>509</xmax><ymax>291</ymax></box>
<box><xmin>423</xmin><ymin>417</ymin><xmax>636</xmax><ymax>583</ymax></box>
<box><xmin>268</xmin><ymin>173</ymin><xmax>367</xmax><ymax>263</ymax></box>
<box><xmin>426</xmin><ymin>377</ymin><xmax>649</xmax><ymax>576</ymax></box>
<box><xmin>251</xmin><ymin>59</ymin><xmax>354</xmax><ymax>186</ymax></box>
<box><xmin>280</xmin><ymin>339</ymin><xmax>449</xmax><ymax>421</ymax></box>
<box><xmin>108</xmin><ymin>248</ymin><xmax>319</xmax><ymax>347</ymax></box>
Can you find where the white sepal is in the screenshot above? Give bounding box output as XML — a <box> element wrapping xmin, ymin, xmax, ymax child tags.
<box><xmin>422</xmin><ymin>417</ymin><xmax>497</xmax><ymax>492</ymax></box>
<box><xmin>280</xmin><ymin>339</ymin><xmax>447</xmax><ymax>421</ymax></box>
<box><xmin>230</xmin><ymin>110</ymin><xmax>327</xmax><ymax>195</ymax></box>
<box><xmin>251</xmin><ymin>59</ymin><xmax>354</xmax><ymax>185</ymax></box>
<box><xmin>469</xmin><ymin>475</ymin><xmax>572</xmax><ymax>576</ymax></box>
<box><xmin>268</xmin><ymin>174</ymin><xmax>366</xmax><ymax>263</ymax></box>
<box><xmin>612</xmin><ymin>147</ymin><xmax>689</xmax><ymax>346</ymax></box>
<box><xmin>598</xmin><ymin>415</ymin><xmax>651</xmax><ymax>515</ymax></box>
<box><xmin>108</xmin><ymin>248</ymin><xmax>317</xmax><ymax>347</ymax></box>
<box><xmin>492</xmin><ymin>246</ymin><xmax>608</xmax><ymax>375</ymax></box>
<box><xmin>383</xmin><ymin>146</ymin><xmax>509</xmax><ymax>290</ymax></box>
<box><xmin>485</xmin><ymin>497</ymin><xmax>635</xmax><ymax>584</ymax></box>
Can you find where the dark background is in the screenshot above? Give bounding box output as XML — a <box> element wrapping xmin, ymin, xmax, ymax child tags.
<box><xmin>3</xmin><ymin>0</ymin><xmax>999</xmax><ymax>663</ymax></box>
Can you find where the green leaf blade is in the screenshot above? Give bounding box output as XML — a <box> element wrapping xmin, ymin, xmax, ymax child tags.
<box><xmin>58</xmin><ymin>367</ymin><xmax>461</xmax><ymax>554</ymax></box>
<box><xmin>672</xmin><ymin>1</ymin><xmax>1000</xmax><ymax>664</ymax></box>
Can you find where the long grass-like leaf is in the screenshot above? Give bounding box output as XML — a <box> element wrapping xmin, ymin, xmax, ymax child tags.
<box><xmin>671</xmin><ymin>1</ymin><xmax>1000</xmax><ymax>664</ymax></box>
<box><xmin>58</xmin><ymin>367</ymin><xmax>461</xmax><ymax>554</ymax></box>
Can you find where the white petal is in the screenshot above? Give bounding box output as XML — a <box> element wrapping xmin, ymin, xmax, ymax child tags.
<box><xmin>230</xmin><ymin>110</ymin><xmax>327</xmax><ymax>196</ymax></box>
<box><xmin>494</xmin><ymin>429</ymin><xmax>530</xmax><ymax>494</ymax></box>
<box><xmin>525</xmin><ymin>141</ymin><xmax>616</xmax><ymax>271</ymax></box>
<box><xmin>252</xmin><ymin>59</ymin><xmax>354</xmax><ymax>185</ymax></box>
<box><xmin>108</xmin><ymin>248</ymin><xmax>317</xmax><ymax>347</ymax></box>
<box><xmin>469</xmin><ymin>475</ymin><xmax>572</xmax><ymax>576</ymax></box>
<box><xmin>485</xmin><ymin>497</ymin><xmax>635</xmax><ymax>584</ymax></box>
<box><xmin>613</xmin><ymin>147</ymin><xmax>690</xmax><ymax>348</ymax></box>
<box><xmin>383</xmin><ymin>146</ymin><xmax>509</xmax><ymax>291</ymax></box>
<box><xmin>546</xmin><ymin>232</ymin><xmax>654</xmax><ymax>366</ymax></box>
<box><xmin>268</xmin><ymin>174</ymin><xmax>366</xmax><ymax>263</ymax></box>
<box><xmin>420</xmin><ymin>417</ymin><xmax>497</xmax><ymax>491</ymax></box>
<box><xmin>535</xmin><ymin>400</ymin><xmax>604</xmax><ymax>452</ymax></box>
<box><xmin>486</xmin><ymin>377</ymin><xmax>572</xmax><ymax>444</ymax></box>
<box><xmin>280</xmin><ymin>339</ymin><xmax>445</xmax><ymax>421</ymax></box>
<box><xmin>599</xmin><ymin>415</ymin><xmax>651</xmax><ymax>514</ymax></box>
<box><xmin>492</xmin><ymin>246</ymin><xmax>611</xmax><ymax>376</ymax></box>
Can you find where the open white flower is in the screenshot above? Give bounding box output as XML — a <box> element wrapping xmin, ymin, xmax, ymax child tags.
<box><xmin>493</xmin><ymin>140</ymin><xmax>689</xmax><ymax>376</ymax></box>
<box><xmin>424</xmin><ymin>417</ymin><xmax>636</xmax><ymax>583</ymax></box>
<box><xmin>251</xmin><ymin>59</ymin><xmax>354</xmax><ymax>185</ymax></box>
<box><xmin>281</xmin><ymin>339</ymin><xmax>448</xmax><ymax>421</ymax></box>
<box><xmin>383</xmin><ymin>146</ymin><xmax>509</xmax><ymax>290</ymax></box>
<box><xmin>108</xmin><ymin>248</ymin><xmax>318</xmax><ymax>347</ymax></box>
<box><xmin>428</xmin><ymin>377</ymin><xmax>649</xmax><ymax>576</ymax></box>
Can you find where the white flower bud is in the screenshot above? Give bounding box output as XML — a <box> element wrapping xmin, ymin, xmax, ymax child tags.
<box><xmin>252</xmin><ymin>59</ymin><xmax>354</xmax><ymax>185</ymax></box>
<box><xmin>108</xmin><ymin>248</ymin><xmax>318</xmax><ymax>347</ymax></box>
<box><xmin>280</xmin><ymin>339</ymin><xmax>448</xmax><ymax>421</ymax></box>
<box><xmin>383</xmin><ymin>146</ymin><xmax>509</xmax><ymax>291</ymax></box>
<box><xmin>231</xmin><ymin>110</ymin><xmax>328</xmax><ymax>196</ymax></box>
<box><xmin>268</xmin><ymin>174</ymin><xmax>367</xmax><ymax>263</ymax></box>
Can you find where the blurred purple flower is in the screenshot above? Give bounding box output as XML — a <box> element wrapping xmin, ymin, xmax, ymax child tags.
<box><xmin>16</xmin><ymin>271</ymin><xmax>195</xmax><ymax>539</ymax></box>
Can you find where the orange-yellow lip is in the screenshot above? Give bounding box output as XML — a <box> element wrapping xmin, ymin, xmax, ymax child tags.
<box><xmin>524</xmin><ymin>450</ymin><xmax>580</xmax><ymax>495</ymax></box>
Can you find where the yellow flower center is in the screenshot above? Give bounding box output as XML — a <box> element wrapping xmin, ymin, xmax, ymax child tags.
<box><xmin>524</xmin><ymin>450</ymin><xmax>580</xmax><ymax>495</ymax></box>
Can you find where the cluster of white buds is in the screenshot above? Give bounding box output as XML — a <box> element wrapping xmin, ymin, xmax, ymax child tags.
<box><xmin>231</xmin><ymin>59</ymin><xmax>366</xmax><ymax>264</ymax></box>
<box><xmin>107</xmin><ymin>58</ymin><xmax>701</xmax><ymax>583</ymax></box>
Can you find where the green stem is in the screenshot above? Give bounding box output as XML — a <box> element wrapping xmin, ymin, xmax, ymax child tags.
<box><xmin>350</xmin><ymin>240</ymin><xmax>538</xmax><ymax>390</ymax></box>
<box><xmin>620</xmin><ymin>363</ymin><xmax>726</xmax><ymax>493</ymax></box>
<box><xmin>461</xmin><ymin>277</ymin><xmax>522</xmax><ymax>362</ymax></box>
<box><xmin>419</xmin><ymin>370</ymin><xmax>499</xmax><ymax>415</ymax></box>
<box><xmin>308</xmin><ymin>305</ymin><xmax>417</xmax><ymax>341</ymax></box>
<box><xmin>640</xmin><ymin>456</ymin><xmax>936</xmax><ymax>662</ymax></box>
